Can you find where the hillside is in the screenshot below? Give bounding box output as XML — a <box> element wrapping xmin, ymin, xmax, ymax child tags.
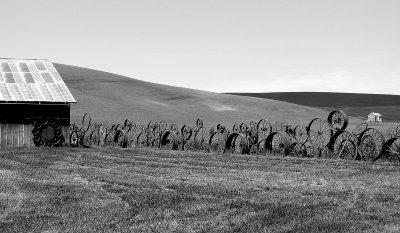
<box><xmin>227</xmin><ymin>92</ymin><xmax>400</xmax><ymax>122</ymax></box>
<box><xmin>55</xmin><ymin>64</ymin><xmax>328</xmax><ymax>127</ymax></box>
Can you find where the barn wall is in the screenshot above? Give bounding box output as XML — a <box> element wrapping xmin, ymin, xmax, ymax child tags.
<box><xmin>0</xmin><ymin>124</ymin><xmax>69</xmax><ymax>148</ymax></box>
<box><xmin>0</xmin><ymin>103</ymin><xmax>70</xmax><ymax>126</ymax></box>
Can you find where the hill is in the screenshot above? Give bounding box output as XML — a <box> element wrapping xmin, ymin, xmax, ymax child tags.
<box><xmin>227</xmin><ymin>92</ymin><xmax>400</xmax><ymax>122</ymax></box>
<box><xmin>55</xmin><ymin>64</ymin><xmax>328</xmax><ymax>127</ymax></box>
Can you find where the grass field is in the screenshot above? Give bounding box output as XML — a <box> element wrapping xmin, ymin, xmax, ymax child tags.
<box><xmin>1</xmin><ymin>147</ymin><xmax>400</xmax><ymax>232</ymax></box>
<box><xmin>55</xmin><ymin>64</ymin><xmax>328</xmax><ymax>127</ymax></box>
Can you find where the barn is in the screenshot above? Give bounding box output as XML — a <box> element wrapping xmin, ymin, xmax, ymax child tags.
<box><xmin>367</xmin><ymin>112</ymin><xmax>382</xmax><ymax>122</ymax></box>
<box><xmin>0</xmin><ymin>58</ymin><xmax>76</xmax><ymax>148</ymax></box>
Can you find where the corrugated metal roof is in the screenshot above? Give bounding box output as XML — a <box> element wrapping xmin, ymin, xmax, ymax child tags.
<box><xmin>0</xmin><ymin>59</ymin><xmax>76</xmax><ymax>103</ymax></box>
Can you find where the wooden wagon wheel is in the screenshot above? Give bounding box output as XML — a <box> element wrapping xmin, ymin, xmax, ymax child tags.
<box><xmin>266</xmin><ymin>132</ymin><xmax>290</xmax><ymax>155</ymax></box>
<box><xmin>217</xmin><ymin>123</ymin><xmax>227</xmax><ymax>133</ymax></box>
<box><xmin>194</xmin><ymin>127</ymin><xmax>210</xmax><ymax>151</ymax></box>
<box><xmin>136</xmin><ymin>132</ymin><xmax>148</xmax><ymax>148</ymax></box>
<box><xmin>257</xmin><ymin>119</ymin><xmax>272</xmax><ymax>142</ymax></box>
<box><xmin>249</xmin><ymin>121</ymin><xmax>257</xmax><ymax>132</ymax></box>
<box><xmin>225</xmin><ymin>133</ymin><xmax>249</xmax><ymax>154</ymax></box>
<box><xmin>196</xmin><ymin>118</ymin><xmax>204</xmax><ymax>129</ymax></box>
<box><xmin>327</xmin><ymin>110</ymin><xmax>348</xmax><ymax>131</ymax></box>
<box><xmin>357</xmin><ymin>128</ymin><xmax>385</xmax><ymax>161</ymax></box>
<box><xmin>375</xmin><ymin>137</ymin><xmax>400</xmax><ymax>163</ymax></box>
<box><xmin>387</xmin><ymin>128</ymin><xmax>397</xmax><ymax>139</ymax></box>
<box><xmin>232</xmin><ymin>124</ymin><xmax>240</xmax><ymax>133</ymax></box>
<box><xmin>209</xmin><ymin>131</ymin><xmax>226</xmax><ymax>153</ymax></box>
<box><xmin>69</xmin><ymin>125</ymin><xmax>79</xmax><ymax>147</ymax></box>
<box><xmin>273</xmin><ymin>121</ymin><xmax>281</xmax><ymax>132</ymax></box>
<box><xmin>328</xmin><ymin>130</ymin><xmax>357</xmax><ymax>160</ymax></box>
<box><xmin>257</xmin><ymin>139</ymin><xmax>267</xmax><ymax>155</ymax></box>
<box><xmin>293</xmin><ymin>143</ymin><xmax>308</xmax><ymax>158</ymax></box>
<box><xmin>306</xmin><ymin>145</ymin><xmax>319</xmax><ymax>158</ymax></box>
<box><xmin>81</xmin><ymin>113</ymin><xmax>91</xmax><ymax>132</ymax></box>
<box><xmin>280</xmin><ymin>121</ymin><xmax>288</xmax><ymax>132</ymax></box>
<box><xmin>89</xmin><ymin>129</ymin><xmax>99</xmax><ymax>146</ymax></box>
<box><xmin>285</xmin><ymin>125</ymin><xmax>295</xmax><ymax>137</ymax></box>
<box><xmin>307</xmin><ymin>118</ymin><xmax>332</xmax><ymax>149</ymax></box>
<box><xmin>114</xmin><ymin>129</ymin><xmax>128</xmax><ymax>148</ymax></box>
<box><xmin>294</xmin><ymin>125</ymin><xmax>308</xmax><ymax>144</ymax></box>
<box><xmin>181</xmin><ymin>125</ymin><xmax>193</xmax><ymax>141</ymax></box>
<box><xmin>169</xmin><ymin>124</ymin><xmax>179</xmax><ymax>135</ymax></box>
<box><xmin>160</xmin><ymin>131</ymin><xmax>179</xmax><ymax>150</ymax></box>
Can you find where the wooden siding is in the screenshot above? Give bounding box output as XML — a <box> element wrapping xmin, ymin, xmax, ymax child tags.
<box><xmin>0</xmin><ymin>124</ymin><xmax>69</xmax><ymax>148</ymax></box>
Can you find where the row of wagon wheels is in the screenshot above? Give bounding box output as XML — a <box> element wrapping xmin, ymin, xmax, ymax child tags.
<box><xmin>67</xmin><ymin>111</ymin><xmax>400</xmax><ymax>163</ymax></box>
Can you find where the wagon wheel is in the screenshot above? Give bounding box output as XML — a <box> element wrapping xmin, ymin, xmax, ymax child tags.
<box><xmin>233</xmin><ymin>134</ymin><xmax>249</xmax><ymax>154</ymax></box>
<box><xmin>114</xmin><ymin>130</ymin><xmax>128</xmax><ymax>148</ymax></box>
<box><xmin>194</xmin><ymin>127</ymin><xmax>211</xmax><ymax>151</ymax></box>
<box><xmin>246</xmin><ymin>130</ymin><xmax>258</xmax><ymax>146</ymax></box>
<box><xmin>69</xmin><ymin>127</ymin><xmax>79</xmax><ymax>147</ymax></box>
<box><xmin>294</xmin><ymin>125</ymin><xmax>308</xmax><ymax>144</ymax></box>
<box><xmin>152</xmin><ymin>137</ymin><xmax>160</xmax><ymax>148</ymax></box>
<box><xmin>196</xmin><ymin>118</ymin><xmax>204</xmax><ymax>129</ymax></box>
<box><xmin>152</xmin><ymin>122</ymin><xmax>160</xmax><ymax>135</ymax></box>
<box><xmin>358</xmin><ymin>128</ymin><xmax>385</xmax><ymax>161</ymax></box>
<box><xmin>280</xmin><ymin>121</ymin><xmax>288</xmax><ymax>132</ymax></box>
<box><xmin>257</xmin><ymin>139</ymin><xmax>267</xmax><ymax>155</ymax></box>
<box><xmin>285</xmin><ymin>125</ymin><xmax>295</xmax><ymax>137</ymax></box>
<box><xmin>377</xmin><ymin>137</ymin><xmax>400</xmax><ymax>163</ymax></box>
<box><xmin>160</xmin><ymin>131</ymin><xmax>179</xmax><ymax>150</ymax></box>
<box><xmin>327</xmin><ymin>110</ymin><xmax>348</xmax><ymax>131</ymax></box>
<box><xmin>306</xmin><ymin>145</ymin><xmax>319</xmax><ymax>158</ymax></box>
<box><xmin>294</xmin><ymin>143</ymin><xmax>308</xmax><ymax>158</ymax></box>
<box><xmin>239</xmin><ymin>123</ymin><xmax>248</xmax><ymax>134</ymax></box>
<box><xmin>266</xmin><ymin>132</ymin><xmax>290</xmax><ymax>155</ymax></box>
<box><xmin>147</xmin><ymin>121</ymin><xmax>155</xmax><ymax>131</ymax></box>
<box><xmin>104</xmin><ymin>130</ymin><xmax>114</xmax><ymax>146</ymax></box>
<box><xmin>217</xmin><ymin>124</ymin><xmax>226</xmax><ymax>133</ymax></box>
<box><xmin>81</xmin><ymin>130</ymin><xmax>91</xmax><ymax>147</ymax></box>
<box><xmin>232</xmin><ymin>124</ymin><xmax>240</xmax><ymax>133</ymax></box>
<box><xmin>181</xmin><ymin>125</ymin><xmax>193</xmax><ymax>142</ymax></box>
<box><xmin>82</xmin><ymin>113</ymin><xmax>91</xmax><ymax>132</ymax></box>
<box><xmin>307</xmin><ymin>118</ymin><xmax>332</xmax><ymax>149</ymax></box>
<box><xmin>352</xmin><ymin>123</ymin><xmax>368</xmax><ymax>138</ymax></box>
<box><xmin>387</xmin><ymin>128</ymin><xmax>396</xmax><ymax>139</ymax></box>
<box><xmin>249</xmin><ymin>144</ymin><xmax>258</xmax><ymax>155</ymax></box>
<box><xmin>209</xmin><ymin>132</ymin><xmax>226</xmax><ymax>153</ymax></box>
<box><xmin>249</xmin><ymin>121</ymin><xmax>257</xmax><ymax>132</ymax></box>
<box><xmin>225</xmin><ymin>133</ymin><xmax>248</xmax><ymax>154</ymax></box>
<box><xmin>273</xmin><ymin>121</ymin><xmax>281</xmax><ymax>132</ymax></box>
<box><xmin>168</xmin><ymin>124</ymin><xmax>178</xmax><ymax>135</ymax></box>
<box><xmin>329</xmin><ymin>131</ymin><xmax>357</xmax><ymax>160</ymax></box>
<box><xmin>136</xmin><ymin>132</ymin><xmax>148</xmax><ymax>148</ymax></box>
<box><xmin>123</xmin><ymin>119</ymin><xmax>130</xmax><ymax>129</ymax></box>
<box><xmin>89</xmin><ymin>130</ymin><xmax>99</xmax><ymax>146</ymax></box>
<box><xmin>257</xmin><ymin>119</ymin><xmax>272</xmax><ymax>141</ymax></box>
<box><xmin>126</xmin><ymin>131</ymin><xmax>136</xmax><ymax>147</ymax></box>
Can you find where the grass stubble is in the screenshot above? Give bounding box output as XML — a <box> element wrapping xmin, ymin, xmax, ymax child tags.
<box><xmin>0</xmin><ymin>147</ymin><xmax>399</xmax><ymax>232</ymax></box>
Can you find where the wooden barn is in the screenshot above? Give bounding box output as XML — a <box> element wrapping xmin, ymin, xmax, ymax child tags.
<box><xmin>0</xmin><ymin>58</ymin><xmax>76</xmax><ymax>148</ymax></box>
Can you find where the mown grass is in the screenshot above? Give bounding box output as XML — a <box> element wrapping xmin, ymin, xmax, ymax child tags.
<box><xmin>1</xmin><ymin>147</ymin><xmax>400</xmax><ymax>232</ymax></box>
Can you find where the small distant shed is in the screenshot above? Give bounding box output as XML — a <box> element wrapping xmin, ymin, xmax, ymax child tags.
<box><xmin>0</xmin><ymin>58</ymin><xmax>76</xmax><ymax>148</ymax></box>
<box><xmin>367</xmin><ymin>112</ymin><xmax>382</xmax><ymax>122</ymax></box>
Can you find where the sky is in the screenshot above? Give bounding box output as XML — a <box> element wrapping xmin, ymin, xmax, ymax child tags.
<box><xmin>1</xmin><ymin>0</ymin><xmax>399</xmax><ymax>94</ymax></box>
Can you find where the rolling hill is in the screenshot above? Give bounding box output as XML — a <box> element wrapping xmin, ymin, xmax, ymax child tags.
<box><xmin>55</xmin><ymin>64</ymin><xmax>328</xmax><ymax>128</ymax></box>
<box><xmin>227</xmin><ymin>92</ymin><xmax>400</xmax><ymax>122</ymax></box>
